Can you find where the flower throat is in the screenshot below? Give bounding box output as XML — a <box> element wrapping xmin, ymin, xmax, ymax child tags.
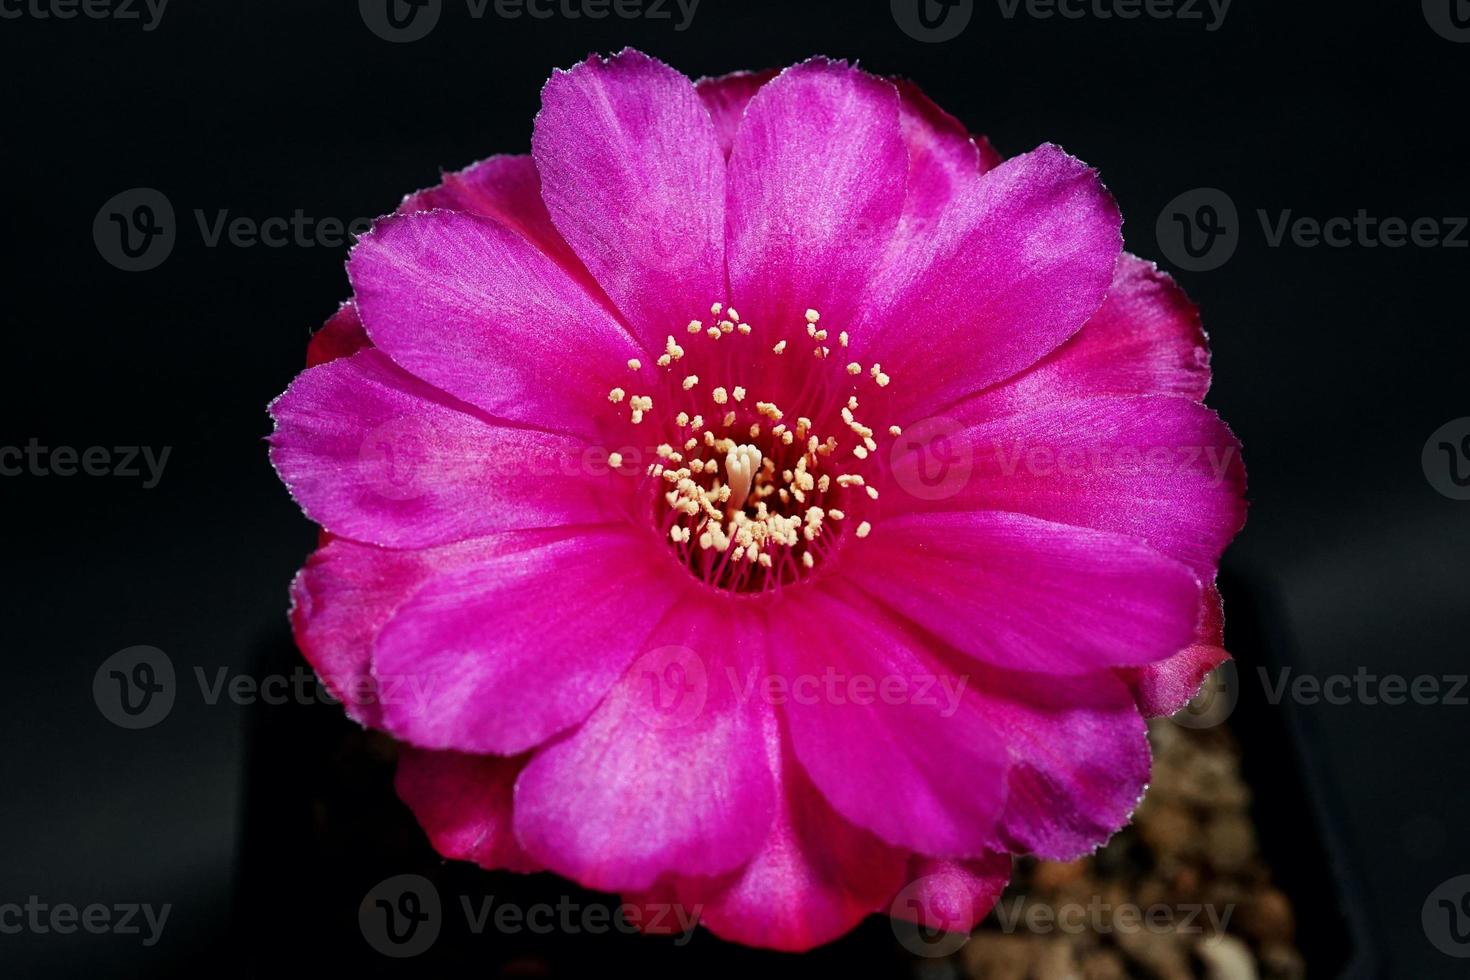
<box><xmin>606</xmin><ymin>304</ymin><xmax>899</xmax><ymax>594</ymax></box>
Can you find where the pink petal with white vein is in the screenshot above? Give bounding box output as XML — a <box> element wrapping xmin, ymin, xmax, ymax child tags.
<box><xmin>956</xmin><ymin>253</ymin><xmax>1211</xmax><ymax>421</ymax></box>
<box><xmin>396</xmin><ymin>154</ymin><xmax>591</xmax><ymax>280</ymax></box>
<box><xmin>533</xmin><ymin>49</ymin><xmax>725</xmax><ymax>345</ymax></box>
<box><xmin>892</xmin><ymin>395</ymin><xmax>1245</xmax><ymax>578</ymax></box>
<box><xmin>768</xmin><ymin>588</ymin><xmax>1010</xmax><ymax>856</ymax></box>
<box><xmin>371</xmin><ymin>529</ymin><xmax>680</xmax><ymax>755</ymax></box>
<box><xmin>725</xmin><ymin>58</ymin><xmax>908</xmax><ymax>337</ymax></box>
<box><xmin>671</xmin><ymin>701</ymin><xmax>909</xmax><ymax>952</ymax></box>
<box><xmin>288</xmin><ymin>528</ymin><xmax>588</xmax><ymax>727</ymax></box>
<box><xmin>268</xmin><ymin>349</ymin><xmax>616</xmax><ymax>549</ymax></box>
<box><xmin>843</xmin><ymin>511</ymin><xmax>1201</xmax><ymax>675</ymax></box>
<box><xmin>804</xmin><ymin>584</ymin><xmax>1152</xmax><ymax>860</ymax></box>
<box><xmin>855</xmin><ymin>144</ymin><xmax>1122</xmax><ymax>425</ymax></box>
<box><xmin>514</xmin><ymin>597</ymin><xmax>774</xmax><ymax>891</ymax></box>
<box><xmin>349</xmin><ymin>210</ymin><xmax>641</xmax><ymax>439</ymax></box>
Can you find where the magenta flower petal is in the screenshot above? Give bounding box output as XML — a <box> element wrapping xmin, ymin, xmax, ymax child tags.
<box><xmin>370</xmin><ymin>530</ymin><xmax>680</xmax><ymax>755</ymax></box>
<box><xmin>349</xmin><ymin>210</ymin><xmax>642</xmax><ymax>437</ymax></box>
<box><xmin>892</xmin><ymin>78</ymin><xmax>998</xmax><ymax>242</ymax></box>
<box><xmin>972</xmin><ymin>662</ymin><xmax>1150</xmax><ymax>859</ymax></box>
<box><xmin>695</xmin><ymin>69</ymin><xmax>778</xmax><ymax>159</ymax></box>
<box><xmin>726</xmin><ymin>59</ymin><xmax>907</xmax><ymax>335</ymax></box>
<box><xmin>698</xmin><ymin>68</ymin><xmax>1002</xmax><ymax>234</ymax></box>
<box><xmin>532</xmin><ymin>49</ymin><xmax>725</xmax><ymax>348</ymax></box>
<box><xmin>769</xmin><ymin>589</ymin><xmax>1009</xmax><ymax>856</ymax></box>
<box><xmin>305</xmin><ymin>299</ymin><xmax>370</xmax><ymax>368</ymax></box>
<box><xmin>513</xmin><ymin>599</ymin><xmax>774</xmax><ymax>891</ymax></box>
<box><xmin>288</xmin><ymin>529</ymin><xmax>583</xmax><ymax>727</ymax></box>
<box><xmin>669</xmin><ymin>708</ymin><xmax>909</xmax><ymax>952</ymax></box>
<box><xmin>856</xmin><ymin>144</ymin><xmax>1122</xmax><ymax>424</ymax></box>
<box><xmin>894</xmin><ymin>395</ymin><xmax>1245</xmax><ymax>578</ymax></box>
<box><xmin>799</xmin><ymin>587</ymin><xmax>1152</xmax><ymax>860</ymax></box>
<box><xmin>268</xmin><ymin>350</ymin><xmax>616</xmax><ymax>549</ymax></box>
<box><xmin>844</xmin><ymin>512</ymin><xmax>1201</xmax><ymax>674</ymax></box>
<box><xmin>1123</xmin><ymin>584</ymin><xmax>1231</xmax><ymax>717</ymax></box>
<box><xmin>960</xmin><ymin>253</ymin><xmax>1212</xmax><ymax>418</ymax></box>
<box><xmin>891</xmin><ymin>852</ymin><xmax>1012</xmax><ymax>934</ymax></box>
<box><xmin>394</xmin><ymin>747</ymin><xmax>540</xmax><ymax>874</ymax></box>
<box><xmin>396</xmin><ymin>154</ymin><xmax>592</xmax><ymax>285</ymax></box>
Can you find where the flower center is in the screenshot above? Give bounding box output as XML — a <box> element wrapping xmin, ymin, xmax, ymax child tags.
<box><xmin>606</xmin><ymin>305</ymin><xmax>897</xmax><ymax>594</ymax></box>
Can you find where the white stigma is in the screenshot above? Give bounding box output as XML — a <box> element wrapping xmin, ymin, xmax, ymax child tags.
<box><xmin>723</xmin><ymin>443</ymin><xmax>762</xmax><ymax>514</ymax></box>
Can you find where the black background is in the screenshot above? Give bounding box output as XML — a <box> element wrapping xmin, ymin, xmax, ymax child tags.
<box><xmin>2</xmin><ymin>0</ymin><xmax>1468</xmax><ymax>976</ymax></box>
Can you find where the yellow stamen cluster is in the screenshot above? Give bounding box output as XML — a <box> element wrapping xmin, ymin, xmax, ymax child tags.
<box><xmin>606</xmin><ymin>305</ymin><xmax>898</xmax><ymax>591</ymax></box>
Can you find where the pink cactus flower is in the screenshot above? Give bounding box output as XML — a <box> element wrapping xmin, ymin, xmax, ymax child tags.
<box><xmin>270</xmin><ymin>49</ymin><xmax>1246</xmax><ymax>952</ymax></box>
